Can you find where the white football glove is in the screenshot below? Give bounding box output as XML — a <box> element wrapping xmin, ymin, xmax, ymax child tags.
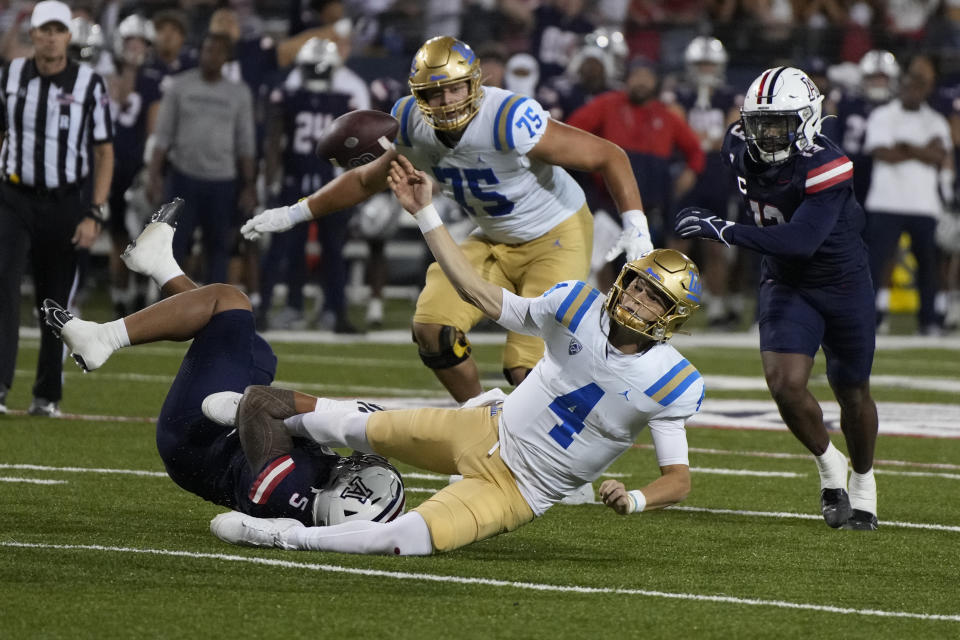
<box><xmin>240</xmin><ymin>199</ymin><xmax>312</xmax><ymax>240</ymax></box>
<box><xmin>605</xmin><ymin>209</ymin><xmax>654</xmax><ymax>262</ymax></box>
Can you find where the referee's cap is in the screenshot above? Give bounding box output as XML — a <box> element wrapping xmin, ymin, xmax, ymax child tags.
<box><xmin>31</xmin><ymin>1</ymin><xmax>71</xmax><ymax>29</ymax></box>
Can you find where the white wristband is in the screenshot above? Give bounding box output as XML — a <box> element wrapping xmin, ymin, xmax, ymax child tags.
<box><xmin>414</xmin><ymin>203</ymin><xmax>443</xmax><ymax>233</ymax></box>
<box><xmin>623</xmin><ymin>209</ymin><xmax>648</xmax><ymax>232</ymax></box>
<box><xmin>290</xmin><ymin>199</ymin><xmax>313</xmax><ymax>224</ymax></box>
<box><xmin>627</xmin><ymin>489</ymin><xmax>646</xmax><ymax>514</ymax></box>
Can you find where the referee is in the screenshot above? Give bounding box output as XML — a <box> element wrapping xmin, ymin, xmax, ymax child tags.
<box><xmin>0</xmin><ymin>1</ymin><xmax>114</xmax><ymax>417</ymax></box>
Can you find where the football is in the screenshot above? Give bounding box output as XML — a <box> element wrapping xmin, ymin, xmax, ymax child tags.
<box><xmin>315</xmin><ymin>109</ymin><xmax>400</xmax><ymax>169</ymax></box>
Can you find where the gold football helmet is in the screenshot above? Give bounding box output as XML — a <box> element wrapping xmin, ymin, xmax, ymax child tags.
<box><xmin>408</xmin><ymin>36</ymin><xmax>483</xmax><ymax>131</ymax></box>
<box><xmin>605</xmin><ymin>249</ymin><xmax>702</xmax><ymax>342</ymax></box>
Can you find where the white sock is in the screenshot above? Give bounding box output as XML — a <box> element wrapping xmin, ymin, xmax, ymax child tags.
<box><xmin>285</xmin><ymin>511</ymin><xmax>433</xmax><ymax>555</ymax></box>
<box><xmin>285</xmin><ymin>409</ymin><xmax>372</xmax><ymax>451</ymax></box>
<box><xmin>102</xmin><ymin>319</ymin><xmax>131</xmax><ymax>351</ymax></box>
<box><xmin>814</xmin><ymin>442</ymin><xmax>848</xmax><ymax>490</ymax></box>
<box><xmin>875</xmin><ymin>288</ymin><xmax>890</xmax><ymax>312</ymax></box>
<box><xmin>848</xmin><ymin>469</ymin><xmax>877</xmax><ymax>516</ymax></box>
<box><xmin>155</xmin><ymin>265</ymin><xmax>185</xmax><ymax>289</ymax></box>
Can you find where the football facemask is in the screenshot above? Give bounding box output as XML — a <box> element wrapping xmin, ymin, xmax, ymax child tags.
<box><xmin>604</xmin><ymin>249</ymin><xmax>702</xmax><ymax>342</ymax></box>
<box><xmin>296</xmin><ymin>37</ymin><xmax>342</xmax><ymax>92</ymax></box>
<box><xmin>741</xmin><ymin>67</ymin><xmax>824</xmax><ymax>166</ymax></box>
<box><xmin>311</xmin><ymin>453</ymin><xmax>405</xmax><ymax>526</ymax></box>
<box><xmin>409</xmin><ymin>36</ymin><xmax>483</xmax><ymax>131</ymax></box>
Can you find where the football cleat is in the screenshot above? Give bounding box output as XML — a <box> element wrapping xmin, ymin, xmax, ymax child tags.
<box><xmin>121</xmin><ymin>198</ymin><xmax>182</xmax><ymax>277</ymax></box>
<box><xmin>841</xmin><ymin>509</ymin><xmax>879</xmax><ymax>531</ymax></box>
<box><xmin>201</xmin><ymin>391</ymin><xmax>243</xmax><ymax>426</ymax></box>
<box><xmin>27</xmin><ymin>397</ymin><xmax>61</xmax><ymax>418</ymax></box>
<box><xmin>210</xmin><ymin>511</ymin><xmax>303</xmax><ymax>549</ymax></box>
<box><xmin>42</xmin><ymin>299</ymin><xmax>113</xmax><ymax>372</ymax></box>
<box><xmin>820</xmin><ymin>488</ymin><xmax>853</xmax><ymax>528</ymax></box>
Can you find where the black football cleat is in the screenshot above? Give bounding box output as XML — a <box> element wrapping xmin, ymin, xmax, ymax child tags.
<box><xmin>841</xmin><ymin>509</ymin><xmax>879</xmax><ymax>531</ymax></box>
<box><xmin>820</xmin><ymin>488</ymin><xmax>853</xmax><ymax>528</ymax></box>
<box><xmin>42</xmin><ymin>298</ymin><xmax>73</xmax><ymax>340</ymax></box>
<box><xmin>150</xmin><ymin>197</ymin><xmax>184</xmax><ymax>227</ymax></box>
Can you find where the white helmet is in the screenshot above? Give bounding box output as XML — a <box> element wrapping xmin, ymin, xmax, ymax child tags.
<box><xmin>68</xmin><ymin>18</ymin><xmax>104</xmax><ymax>64</ymax></box>
<box><xmin>113</xmin><ymin>14</ymin><xmax>154</xmax><ymax>65</ymax></box>
<box><xmin>684</xmin><ymin>36</ymin><xmax>728</xmax><ymax>88</ymax></box>
<box><xmin>859</xmin><ymin>50</ymin><xmax>899</xmax><ymax>103</ymax></box>
<box><xmin>311</xmin><ymin>453</ymin><xmax>405</xmax><ymax>526</ymax></box>
<box><xmin>296</xmin><ymin>37</ymin><xmax>342</xmax><ymax>92</ymax></box>
<box><xmin>741</xmin><ymin>67</ymin><xmax>824</xmax><ymax>166</ymax></box>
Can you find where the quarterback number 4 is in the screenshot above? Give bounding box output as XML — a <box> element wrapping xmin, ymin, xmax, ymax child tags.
<box><xmin>548</xmin><ymin>383</ymin><xmax>604</xmax><ymax>449</ymax></box>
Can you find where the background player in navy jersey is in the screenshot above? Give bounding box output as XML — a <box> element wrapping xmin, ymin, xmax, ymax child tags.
<box><xmin>106</xmin><ymin>15</ymin><xmax>162</xmax><ymax>317</ymax></box>
<box><xmin>668</xmin><ymin>36</ymin><xmax>742</xmax><ymax>330</ymax></box>
<box><xmin>676</xmin><ymin>67</ymin><xmax>880</xmax><ymax>531</ymax></box>
<box><xmin>41</xmin><ymin>199</ymin><xmax>404</xmax><ymax>528</ymax></box>
<box><xmin>258</xmin><ymin>37</ymin><xmax>354</xmax><ymax>331</ymax></box>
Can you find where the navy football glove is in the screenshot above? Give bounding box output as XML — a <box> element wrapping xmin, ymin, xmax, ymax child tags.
<box><xmin>674</xmin><ymin>207</ymin><xmax>734</xmax><ymax>247</ymax></box>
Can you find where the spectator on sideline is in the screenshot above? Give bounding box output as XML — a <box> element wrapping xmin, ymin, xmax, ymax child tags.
<box><xmin>863</xmin><ymin>54</ymin><xmax>952</xmax><ymax>335</ymax></box>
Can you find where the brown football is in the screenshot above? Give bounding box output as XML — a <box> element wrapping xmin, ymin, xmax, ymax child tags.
<box><xmin>315</xmin><ymin>109</ymin><xmax>400</xmax><ymax>169</ymax></box>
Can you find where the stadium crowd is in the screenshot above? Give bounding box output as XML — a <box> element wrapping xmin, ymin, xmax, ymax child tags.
<box><xmin>4</xmin><ymin>0</ymin><xmax>960</xmax><ymax>336</ymax></box>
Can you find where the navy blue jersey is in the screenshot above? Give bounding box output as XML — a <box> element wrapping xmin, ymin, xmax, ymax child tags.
<box><xmin>224</xmin><ymin>37</ymin><xmax>278</xmax><ymax>98</ymax></box>
<box><xmin>529</xmin><ymin>5</ymin><xmax>594</xmax><ymax>83</ymax></box>
<box><xmin>721</xmin><ymin>122</ymin><xmax>869</xmax><ymax>287</ymax></box>
<box><xmin>156</xmin><ymin>309</ymin><xmax>339</xmax><ymax>525</ymax></box>
<box><xmin>835</xmin><ymin>94</ymin><xmax>876</xmax><ymax>205</ymax></box>
<box><xmin>674</xmin><ymin>85</ymin><xmax>738</xmax><ymax>143</ymax></box>
<box><xmin>111</xmin><ymin>69</ymin><xmax>161</xmax><ymax>173</ymax></box>
<box><xmin>269</xmin><ymin>81</ymin><xmax>352</xmax><ymax>195</ymax></box>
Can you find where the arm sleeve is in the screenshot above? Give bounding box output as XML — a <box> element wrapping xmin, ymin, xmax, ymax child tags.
<box><xmin>235</xmin><ymin>84</ymin><xmax>256</xmax><ymax>159</ymax></box>
<box><xmin>90</xmin><ymin>75</ymin><xmax>114</xmax><ymax>143</ymax></box>
<box><xmin>725</xmin><ymin>189</ymin><xmax>846</xmax><ymax>258</ymax></box>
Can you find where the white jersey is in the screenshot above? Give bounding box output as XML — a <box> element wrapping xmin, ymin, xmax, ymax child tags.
<box><xmin>390</xmin><ymin>86</ymin><xmax>585</xmax><ymax>243</ymax></box>
<box><xmin>495</xmin><ymin>282</ymin><xmax>703</xmax><ymax>515</ymax></box>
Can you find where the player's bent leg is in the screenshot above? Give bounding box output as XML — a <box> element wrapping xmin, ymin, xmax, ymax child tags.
<box><xmin>42</xmin><ymin>300</ymin><xmax>128</xmax><ymax>372</ymax></box>
<box><xmin>412</xmin><ymin>322</ymin><xmax>482</xmax><ymax>403</ymax></box>
<box><xmin>124</xmin><ymin>283</ymin><xmax>251</xmax><ymax>344</ymax></box>
<box><xmin>761</xmin><ymin>351</ymin><xmax>830</xmax><ymax>454</ymax></box>
<box><xmin>122</xmin><ymin>198</ymin><xmax>187</xmax><ymax>291</ymax></box>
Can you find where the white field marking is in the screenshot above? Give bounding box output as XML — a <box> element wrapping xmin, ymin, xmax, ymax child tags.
<box><xmin>0</xmin><ymin>463</ymin><xmax>167</xmax><ymax>477</ymax></box>
<box><xmin>670</xmin><ymin>506</ymin><xmax>960</xmax><ymax>533</ymax></box>
<box><xmin>2</xmin><ymin>541</ymin><xmax>959</xmax><ymax>622</ymax></box>
<box><xmin>633</xmin><ymin>443</ymin><xmax>960</xmax><ymax>471</ymax></box>
<box><xmin>689</xmin><ymin>467</ymin><xmax>804</xmax><ymax>478</ymax></box>
<box><xmin>23</xmin><ymin>326</ymin><xmax>960</xmax><ymax>349</ymax></box>
<box><xmin>0</xmin><ymin>477</ymin><xmax>67</xmax><ymax>485</ymax></box>
<box><xmin>876</xmin><ymin>469</ymin><xmax>960</xmax><ymax>480</ymax></box>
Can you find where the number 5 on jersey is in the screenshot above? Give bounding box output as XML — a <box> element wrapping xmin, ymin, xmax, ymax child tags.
<box><xmin>548</xmin><ymin>383</ymin><xmax>604</xmax><ymax>449</ymax></box>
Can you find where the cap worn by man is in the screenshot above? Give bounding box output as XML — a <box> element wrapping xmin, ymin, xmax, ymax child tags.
<box><xmin>30</xmin><ymin>0</ymin><xmax>71</xmax><ymax>29</ymax></box>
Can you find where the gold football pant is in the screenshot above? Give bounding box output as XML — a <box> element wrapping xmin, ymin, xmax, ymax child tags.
<box><xmin>366</xmin><ymin>405</ymin><xmax>534</xmax><ymax>552</ymax></box>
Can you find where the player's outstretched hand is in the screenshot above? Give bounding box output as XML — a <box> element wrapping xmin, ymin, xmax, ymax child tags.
<box><xmin>387</xmin><ymin>155</ymin><xmax>433</xmax><ymax>215</ymax></box>
<box><xmin>240</xmin><ymin>200</ymin><xmax>312</xmax><ymax>241</ymax></box>
<box><xmin>605</xmin><ymin>209</ymin><xmax>654</xmax><ymax>262</ymax></box>
<box><xmin>674</xmin><ymin>207</ymin><xmax>734</xmax><ymax>247</ymax></box>
<box><xmin>599</xmin><ymin>479</ymin><xmax>632</xmax><ymax>516</ymax></box>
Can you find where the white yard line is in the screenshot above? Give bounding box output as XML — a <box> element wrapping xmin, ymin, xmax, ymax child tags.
<box><xmin>0</xmin><ymin>477</ymin><xmax>66</xmax><ymax>485</ymax></box>
<box><xmin>670</xmin><ymin>505</ymin><xmax>960</xmax><ymax>533</ymax></box>
<box><xmin>1</xmin><ymin>541</ymin><xmax>957</xmax><ymax>622</ymax></box>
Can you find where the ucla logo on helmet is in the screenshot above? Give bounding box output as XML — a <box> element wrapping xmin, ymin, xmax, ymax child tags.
<box><xmin>685</xmin><ymin>269</ymin><xmax>703</xmax><ymax>303</ymax></box>
<box><xmin>451</xmin><ymin>41</ymin><xmax>475</xmax><ymax>64</ymax></box>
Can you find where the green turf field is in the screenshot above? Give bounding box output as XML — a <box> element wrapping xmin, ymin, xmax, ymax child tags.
<box><xmin>2</xmin><ymin>337</ymin><xmax>959</xmax><ymax>638</ymax></box>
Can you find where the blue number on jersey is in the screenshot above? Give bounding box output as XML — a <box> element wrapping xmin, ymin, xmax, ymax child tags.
<box><xmin>432</xmin><ymin>166</ymin><xmax>514</xmax><ymax>217</ymax></box>
<box><xmin>515</xmin><ymin>105</ymin><xmax>543</xmax><ymax>137</ymax></box>
<box><xmin>548</xmin><ymin>383</ymin><xmax>604</xmax><ymax>449</ymax></box>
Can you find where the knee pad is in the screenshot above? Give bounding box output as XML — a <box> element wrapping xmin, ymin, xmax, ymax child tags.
<box><xmin>415</xmin><ymin>325</ymin><xmax>472</xmax><ymax>370</ymax></box>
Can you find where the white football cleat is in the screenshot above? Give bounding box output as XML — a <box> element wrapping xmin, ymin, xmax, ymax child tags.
<box><xmin>202</xmin><ymin>391</ymin><xmax>243</xmax><ymax>426</ymax></box>
<box><xmin>42</xmin><ymin>299</ymin><xmax>114</xmax><ymax>372</ymax></box>
<box><xmin>560</xmin><ymin>483</ymin><xmax>595</xmax><ymax>505</ymax></box>
<box><xmin>210</xmin><ymin>511</ymin><xmax>303</xmax><ymax>549</ymax></box>
<box><xmin>121</xmin><ymin>198</ymin><xmax>182</xmax><ymax>279</ymax></box>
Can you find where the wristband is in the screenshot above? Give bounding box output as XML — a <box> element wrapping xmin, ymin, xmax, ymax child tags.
<box><xmin>85</xmin><ymin>203</ymin><xmax>109</xmax><ymax>224</ymax></box>
<box><xmin>414</xmin><ymin>203</ymin><xmax>443</xmax><ymax>234</ymax></box>
<box><xmin>627</xmin><ymin>489</ymin><xmax>646</xmax><ymax>514</ymax></box>
<box><xmin>290</xmin><ymin>198</ymin><xmax>313</xmax><ymax>224</ymax></box>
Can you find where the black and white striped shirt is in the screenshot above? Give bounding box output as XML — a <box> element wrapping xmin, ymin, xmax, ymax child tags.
<box><xmin>0</xmin><ymin>58</ymin><xmax>113</xmax><ymax>189</ymax></box>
